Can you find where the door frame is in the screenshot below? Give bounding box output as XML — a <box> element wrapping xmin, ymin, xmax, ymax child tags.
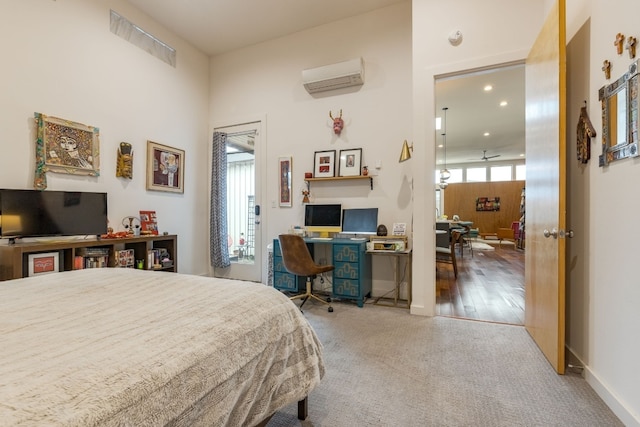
<box><xmin>210</xmin><ymin>114</ymin><xmax>267</xmax><ymax>283</ymax></box>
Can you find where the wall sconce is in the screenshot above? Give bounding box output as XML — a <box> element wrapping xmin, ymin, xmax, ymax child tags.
<box><xmin>399</xmin><ymin>140</ymin><xmax>413</xmax><ymax>162</ymax></box>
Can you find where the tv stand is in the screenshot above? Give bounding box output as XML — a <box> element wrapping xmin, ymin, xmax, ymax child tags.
<box><xmin>0</xmin><ymin>234</ymin><xmax>177</xmax><ymax>281</ymax></box>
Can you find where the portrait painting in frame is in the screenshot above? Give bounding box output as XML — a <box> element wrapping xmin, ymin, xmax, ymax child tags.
<box><xmin>34</xmin><ymin>113</ymin><xmax>100</xmax><ymax>189</ymax></box>
<box><xmin>146</xmin><ymin>141</ymin><xmax>185</xmax><ymax>194</ymax></box>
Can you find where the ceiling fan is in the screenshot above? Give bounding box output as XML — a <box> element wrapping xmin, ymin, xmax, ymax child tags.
<box><xmin>479</xmin><ymin>150</ymin><xmax>500</xmax><ymax>161</ymax></box>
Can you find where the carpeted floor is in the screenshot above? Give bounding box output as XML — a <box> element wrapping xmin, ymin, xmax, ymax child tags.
<box><xmin>268</xmin><ymin>302</ymin><xmax>622</xmax><ymax>427</ymax></box>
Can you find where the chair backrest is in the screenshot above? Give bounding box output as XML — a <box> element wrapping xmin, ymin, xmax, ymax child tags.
<box><xmin>497</xmin><ymin>228</ymin><xmax>515</xmax><ymax>240</ymax></box>
<box><xmin>278</xmin><ymin>234</ymin><xmax>318</xmax><ymax>277</ymax></box>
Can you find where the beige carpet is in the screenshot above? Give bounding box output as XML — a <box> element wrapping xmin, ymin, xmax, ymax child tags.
<box><xmin>267</xmin><ymin>301</ymin><xmax>622</xmax><ymax>427</ymax></box>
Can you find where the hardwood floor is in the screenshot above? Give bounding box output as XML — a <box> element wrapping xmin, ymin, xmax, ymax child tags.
<box><xmin>436</xmin><ymin>243</ymin><xmax>525</xmax><ymax>325</ymax></box>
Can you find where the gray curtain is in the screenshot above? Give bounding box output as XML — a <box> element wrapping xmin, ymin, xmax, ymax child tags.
<box><xmin>210</xmin><ymin>132</ymin><xmax>230</xmax><ymax>268</ymax></box>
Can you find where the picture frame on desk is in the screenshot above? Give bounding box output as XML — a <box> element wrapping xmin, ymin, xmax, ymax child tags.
<box><xmin>27</xmin><ymin>252</ymin><xmax>60</xmax><ymax>277</ymax></box>
<box><xmin>338</xmin><ymin>148</ymin><xmax>362</xmax><ymax>177</ymax></box>
<box><xmin>313</xmin><ymin>150</ymin><xmax>336</xmax><ymax>178</ymax></box>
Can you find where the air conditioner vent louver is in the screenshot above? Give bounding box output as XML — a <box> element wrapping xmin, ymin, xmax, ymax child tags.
<box><xmin>302</xmin><ymin>58</ymin><xmax>364</xmax><ymax>94</ymax></box>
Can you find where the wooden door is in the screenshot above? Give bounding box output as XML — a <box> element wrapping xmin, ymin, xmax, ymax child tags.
<box><xmin>524</xmin><ymin>0</ymin><xmax>567</xmax><ymax>374</ymax></box>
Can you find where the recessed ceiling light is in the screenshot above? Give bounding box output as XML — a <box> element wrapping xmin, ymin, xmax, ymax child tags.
<box><xmin>483</xmin><ymin>132</ymin><xmax>490</xmax><ymax>137</ymax></box>
<box><xmin>500</xmin><ymin>100</ymin><xmax>508</xmax><ymax>107</ymax></box>
<box><xmin>484</xmin><ymin>85</ymin><xmax>493</xmax><ymax>92</ymax></box>
<box><xmin>438</xmin><ymin>144</ymin><xmax>444</xmax><ymax>148</ymax></box>
<box><xmin>520</xmin><ymin>153</ymin><xmax>525</xmax><ymax>157</ymax></box>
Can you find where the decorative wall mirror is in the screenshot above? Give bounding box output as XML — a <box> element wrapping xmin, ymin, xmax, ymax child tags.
<box><xmin>599</xmin><ymin>60</ymin><xmax>639</xmax><ymax>166</ymax></box>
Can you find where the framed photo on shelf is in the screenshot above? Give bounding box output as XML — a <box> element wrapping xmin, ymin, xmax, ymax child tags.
<box><xmin>27</xmin><ymin>252</ymin><xmax>60</xmax><ymax>277</ymax></box>
<box><xmin>146</xmin><ymin>141</ymin><xmax>185</xmax><ymax>194</ymax></box>
<box><xmin>339</xmin><ymin>148</ymin><xmax>362</xmax><ymax>177</ymax></box>
<box><xmin>279</xmin><ymin>156</ymin><xmax>292</xmax><ymax>207</ymax></box>
<box><xmin>313</xmin><ymin>150</ymin><xmax>336</xmax><ymax>178</ymax></box>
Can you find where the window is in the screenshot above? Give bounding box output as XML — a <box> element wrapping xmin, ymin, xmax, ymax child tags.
<box><xmin>447</xmin><ymin>168</ymin><xmax>463</xmax><ymax>183</ymax></box>
<box><xmin>490</xmin><ymin>165</ymin><xmax>512</xmax><ymax>181</ymax></box>
<box><xmin>466</xmin><ymin>167</ymin><xmax>486</xmax><ymax>182</ymax></box>
<box><xmin>515</xmin><ymin>164</ymin><xmax>526</xmax><ymax>180</ymax></box>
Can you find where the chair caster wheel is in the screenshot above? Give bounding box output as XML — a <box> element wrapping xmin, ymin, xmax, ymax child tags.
<box><xmin>328</xmin><ymin>306</ymin><xmax>334</xmax><ymax>313</ymax></box>
<box><xmin>326</xmin><ymin>297</ymin><xmax>332</xmax><ymax>303</ymax></box>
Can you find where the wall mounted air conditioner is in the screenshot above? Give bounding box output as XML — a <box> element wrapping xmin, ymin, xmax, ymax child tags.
<box><xmin>302</xmin><ymin>58</ymin><xmax>364</xmax><ymax>94</ymax></box>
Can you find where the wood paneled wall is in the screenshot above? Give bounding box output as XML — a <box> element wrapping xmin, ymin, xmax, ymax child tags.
<box><xmin>442</xmin><ymin>181</ymin><xmax>524</xmax><ymax>234</ymax></box>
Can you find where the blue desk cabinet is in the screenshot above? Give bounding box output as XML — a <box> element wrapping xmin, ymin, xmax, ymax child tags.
<box><xmin>332</xmin><ymin>241</ymin><xmax>371</xmax><ymax>307</ymax></box>
<box><xmin>272</xmin><ymin>238</ymin><xmax>371</xmax><ymax>307</ymax></box>
<box><xmin>272</xmin><ymin>239</ymin><xmax>306</xmax><ymax>292</ymax></box>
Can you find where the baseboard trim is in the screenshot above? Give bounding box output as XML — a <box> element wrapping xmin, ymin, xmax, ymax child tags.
<box><xmin>567</xmin><ymin>347</ymin><xmax>640</xmax><ymax>426</ymax></box>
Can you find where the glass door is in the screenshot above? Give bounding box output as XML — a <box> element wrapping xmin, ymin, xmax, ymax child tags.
<box><xmin>213</xmin><ymin>121</ymin><xmax>263</xmax><ymax>282</ymax></box>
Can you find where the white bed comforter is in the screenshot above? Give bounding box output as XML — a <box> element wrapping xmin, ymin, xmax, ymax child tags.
<box><xmin>0</xmin><ymin>268</ymin><xmax>324</xmax><ymax>426</ymax></box>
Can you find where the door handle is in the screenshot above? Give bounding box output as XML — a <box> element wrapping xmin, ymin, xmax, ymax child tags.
<box><xmin>543</xmin><ymin>228</ymin><xmax>558</xmax><ymax>239</ymax></box>
<box><xmin>559</xmin><ymin>229</ymin><xmax>574</xmax><ymax>238</ymax></box>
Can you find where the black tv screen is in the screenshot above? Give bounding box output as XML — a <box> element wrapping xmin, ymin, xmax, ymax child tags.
<box><xmin>0</xmin><ymin>189</ymin><xmax>108</xmax><ymax>239</ymax></box>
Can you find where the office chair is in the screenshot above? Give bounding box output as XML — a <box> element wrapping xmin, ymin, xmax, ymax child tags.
<box><xmin>278</xmin><ymin>234</ymin><xmax>335</xmax><ymax>312</ymax></box>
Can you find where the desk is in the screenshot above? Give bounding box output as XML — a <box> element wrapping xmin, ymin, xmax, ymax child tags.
<box><xmin>369</xmin><ymin>250</ymin><xmax>412</xmax><ymax>309</ymax></box>
<box><xmin>272</xmin><ymin>238</ymin><xmax>372</xmax><ymax>307</ymax></box>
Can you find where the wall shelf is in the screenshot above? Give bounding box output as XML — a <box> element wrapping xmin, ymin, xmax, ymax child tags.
<box><xmin>304</xmin><ymin>175</ymin><xmax>373</xmax><ymax>190</ymax></box>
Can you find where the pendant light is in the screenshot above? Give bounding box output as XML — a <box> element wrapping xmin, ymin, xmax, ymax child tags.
<box><xmin>439</xmin><ymin>107</ymin><xmax>451</xmax><ymax>182</ymax></box>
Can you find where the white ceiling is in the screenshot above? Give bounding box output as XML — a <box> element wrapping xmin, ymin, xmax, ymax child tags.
<box><xmin>126</xmin><ymin>0</ymin><xmax>407</xmax><ymax>57</ymax></box>
<box><xmin>125</xmin><ymin>0</ymin><xmax>525</xmax><ymax>166</ymax></box>
<box><xmin>435</xmin><ymin>65</ymin><xmax>525</xmax><ymax>166</ymax></box>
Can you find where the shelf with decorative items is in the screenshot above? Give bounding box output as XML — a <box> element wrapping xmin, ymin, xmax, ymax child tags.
<box><xmin>304</xmin><ymin>175</ymin><xmax>373</xmax><ymax>190</ymax></box>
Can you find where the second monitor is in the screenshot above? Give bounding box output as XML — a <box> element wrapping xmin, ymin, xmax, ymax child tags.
<box><xmin>341</xmin><ymin>208</ymin><xmax>379</xmax><ymax>237</ymax></box>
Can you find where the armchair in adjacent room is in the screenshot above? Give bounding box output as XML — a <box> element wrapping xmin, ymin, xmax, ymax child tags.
<box><xmin>278</xmin><ymin>234</ymin><xmax>335</xmax><ymax>312</ymax></box>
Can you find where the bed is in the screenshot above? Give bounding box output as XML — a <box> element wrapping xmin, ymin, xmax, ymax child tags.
<box><xmin>0</xmin><ymin>268</ymin><xmax>324</xmax><ymax>426</ymax></box>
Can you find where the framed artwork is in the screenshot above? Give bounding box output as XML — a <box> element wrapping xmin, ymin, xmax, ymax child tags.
<box><xmin>146</xmin><ymin>141</ymin><xmax>185</xmax><ymax>193</ymax></box>
<box><xmin>279</xmin><ymin>156</ymin><xmax>292</xmax><ymax>207</ymax></box>
<box><xmin>314</xmin><ymin>150</ymin><xmax>336</xmax><ymax>178</ymax></box>
<box><xmin>339</xmin><ymin>148</ymin><xmax>362</xmax><ymax>177</ymax></box>
<box><xmin>476</xmin><ymin>197</ymin><xmax>501</xmax><ymax>211</ymax></box>
<box><xmin>34</xmin><ymin>112</ymin><xmax>100</xmax><ymax>189</ymax></box>
<box><xmin>27</xmin><ymin>252</ymin><xmax>60</xmax><ymax>277</ymax></box>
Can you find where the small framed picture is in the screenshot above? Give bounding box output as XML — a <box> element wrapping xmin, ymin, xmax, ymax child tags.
<box><xmin>314</xmin><ymin>150</ymin><xmax>336</xmax><ymax>178</ymax></box>
<box><xmin>392</xmin><ymin>223</ymin><xmax>407</xmax><ymax>236</ymax></box>
<box><xmin>146</xmin><ymin>141</ymin><xmax>185</xmax><ymax>194</ymax></box>
<box><xmin>28</xmin><ymin>252</ymin><xmax>60</xmax><ymax>277</ymax></box>
<box><xmin>339</xmin><ymin>148</ymin><xmax>362</xmax><ymax>177</ymax></box>
<box><xmin>279</xmin><ymin>156</ymin><xmax>292</xmax><ymax>207</ymax></box>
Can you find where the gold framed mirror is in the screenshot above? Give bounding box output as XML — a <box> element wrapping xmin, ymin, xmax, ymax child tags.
<box><xmin>599</xmin><ymin>60</ymin><xmax>639</xmax><ymax>166</ymax></box>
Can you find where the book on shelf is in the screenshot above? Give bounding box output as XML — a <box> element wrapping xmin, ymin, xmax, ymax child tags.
<box><xmin>116</xmin><ymin>249</ymin><xmax>135</xmax><ymax>268</ymax></box>
<box><xmin>139</xmin><ymin>210</ymin><xmax>159</xmax><ymax>235</ymax></box>
<box><xmin>76</xmin><ymin>247</ymin><xmax>110</xmax><ymax>257</ymax></box>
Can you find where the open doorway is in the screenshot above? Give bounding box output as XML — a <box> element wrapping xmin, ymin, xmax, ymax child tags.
<box><xmin>434</xmin><ymin>63</ymin><xmax>526</xmax><ymax>325</ymax></box>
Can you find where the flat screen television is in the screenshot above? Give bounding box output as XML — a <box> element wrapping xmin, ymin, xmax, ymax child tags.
<box><xmin>304</xmin><ymin>204</ymin><xmax>342</xmax><ymax>237</ymax></box>
<box><xmin>341</xmin><ymin>208</ymin><xmax>379</xmax><ymax>236</ymax></box>
<box><xmin>0</xmin><ymin>189</ymin><xmax>108</xmax><ymax>241</ymax></box>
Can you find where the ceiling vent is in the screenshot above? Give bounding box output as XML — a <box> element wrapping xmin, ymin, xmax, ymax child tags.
<box><xmin>302</xmin><ymin>58</ymin><xmax>364</xmax><ymax>94</ymax></box>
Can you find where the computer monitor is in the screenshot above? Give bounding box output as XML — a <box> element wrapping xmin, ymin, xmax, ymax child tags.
<box><xmin>304</xmin><ymin>204</ymin><xmax>342</xmax><ymax>237</ymax></box>
<box><xmin>341</xmin><ymin>208</ymin><xmax>379</xmax><ymax>236</ymax></box>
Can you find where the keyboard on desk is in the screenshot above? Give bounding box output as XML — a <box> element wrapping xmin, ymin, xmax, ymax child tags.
<box><xmin>311</xmin><ymin>237</ymin><xmax>333</xmax><ymax>241</ymax></box>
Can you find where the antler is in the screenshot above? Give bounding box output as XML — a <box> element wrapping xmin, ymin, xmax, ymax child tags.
<box><xmin>329</xmin><ymin>109</ymin><xmax>343</xmax><ymax>120</ymax></box>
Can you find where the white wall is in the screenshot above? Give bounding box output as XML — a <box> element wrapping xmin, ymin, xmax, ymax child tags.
<box><xmin>209</xmin><ymin>2</ymin><xmax>414</xmax><ymax>295</ymax></box>
<box><xmin>566</xmin><ymin>0</ymin><xmax>640</xmax><ymax>425</ymax></box>
<box><xmin>0</xmin><ymin>0</ymin><xmax>211</xmax><ymax>275</ymax></box>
